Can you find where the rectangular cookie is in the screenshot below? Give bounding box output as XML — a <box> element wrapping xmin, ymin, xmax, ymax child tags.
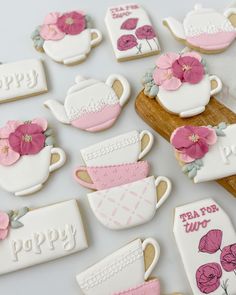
<box><xmin>105</xmin><ymin>3</ymin><xmax>161</xmax><ymax>61</ymax></box>
<box><xmin>0</xmin><ymin>59</ymin><xmax>48</xmax><ymax>103</ymax></box>
<box><xmin>0</xmin><ymin>199</ymin><xmax>88</xmax><ymax>275</ymax></box>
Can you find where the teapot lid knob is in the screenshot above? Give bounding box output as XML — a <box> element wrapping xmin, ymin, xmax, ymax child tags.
<box><xmin>194</xmin><ymin>3</ymin><xmax>203</xmax><ymax>11</ymax></box>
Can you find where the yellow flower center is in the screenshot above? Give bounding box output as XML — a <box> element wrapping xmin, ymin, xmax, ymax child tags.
<box><xmin>189</xmin><ymin>134</ymin><xmax>199</xmax><ymax>142</ymax></box>
<box><xmin>1</xmin><ymin>146</ymin><xmax>9</xmax><ymax>154</ymax></box>
<box><xmin>182</xmin><ymin>64</ymin><xmax>192</xmax><ymax>71</ymax></box>
<box><xmin>23</xmin><ymin>134</ymin><xmax>32</xmax><ymax>143</ymax></box>
<box><xmin>165</xmin><ymin>72</ymin><xmax>173</xmax><ymax>80</ymax></box>
<box><xmin>65</xmin><ymin>17</ymin><xmax>74</xmax><ymax>25</ymax></box>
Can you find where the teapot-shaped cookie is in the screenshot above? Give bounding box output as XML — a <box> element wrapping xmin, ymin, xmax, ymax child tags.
<box><xmin>163</xmin><ymin>4</ymin><xmax>236</xmax><ymax>53</ymax></box>
<box><xmin>44</xmin><ymin>75</ymin><xmax>130</xmax><ymax>132</ymax></box>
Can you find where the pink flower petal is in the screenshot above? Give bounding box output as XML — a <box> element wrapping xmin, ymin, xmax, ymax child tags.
<box><xmin>185</xmin><ymin>139</ymin><xmax>209</xmax><ymax>159</ymax></box>
<box><xmin>156</xmin><ymin>52</ymin><xmax>179</xmax><ymax>69</ymax></box>
<box><xmin>0</xmin><ymin>120</ymin><xmax>22</xmax><ymax>139</ymax></box>
<box><xmin>0</xmin><ymin>228</ymin><xmax>9</xmax><ymax>240</ymax></box>
<box><xmin>182</xmin><ymin>51</ymin><xmax>202</xmax><ymax>61</ymax></box>
<box><xmin>153</xmin><ymin>68</ymin><xmax>170</xmax><ymax>85</ymax></box>
<box><xmin>32</xmin><ymin>118</ymin><xmax>48</xmax><ymax>131</ymax></box>
<box><xmin>44</xmin><ymin>12</ymin><xmax>61</xmax><ymax>25</ymax></box>
<box><xmin>40</xmin><ymin>24</ymin><xmax>65</xmax><ymax>41</ymax></box>
<box><xmin>199</xmin><ymin>230</ymin><xmax>223</xmax><ymax>254</ymax></box>
<box><xmin>183</xmin><ymin>63</ymin><xmax>204</xmax><ymax>84</ymax></box>
<box><xmin>20</xmin><ymin>133</ymin><xmax>45</xmax><ymax>155</ymax></box>
<box><xmin>0</xmin><ymin>211</ymin><xmax>9</xmax><ymax>230</ymax></box>
<box><xmin>0</xmin><ymin>139</ymin><xmax>20</xmax><ymax>166</ymax></box>
<box><xmin>161</xmin><ymin>76</ymin><xmax>182</xmax><ymax>91</ymax></box>
<box><xmin>178</xmin><ymin>150</ymin><xmax>195</xmax><ymax>163</ymax></box>
<box><xmin>171</xmin><ymin>126</ymin><xmax>193</xmax><ymax>149</ymax></box>
<box><xmin>121</xmin><ymin>18</ymin><xmax>139</xmax><ymax>30</ymax></box>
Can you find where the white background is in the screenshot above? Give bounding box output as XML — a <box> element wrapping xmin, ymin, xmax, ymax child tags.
<box><xmin>0</xmin><ymin>0</ymin><xmax>236</xmax><ymax>294</ymax></box>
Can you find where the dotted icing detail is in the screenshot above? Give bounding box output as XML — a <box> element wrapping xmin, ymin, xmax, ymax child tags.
<box><xmin>84</xmin><ymin>134</ymin><xmax>140</xmax><ymax>161</ymax></box>
<box><xmin>186</xmin><ymin>20</ymin><xmax>236</xmax><ymax>37</ymax></box>
<box><xmin>78</xmin><ymin>247</ymin><xmax>143</xmax><ymax>290</ymax></box>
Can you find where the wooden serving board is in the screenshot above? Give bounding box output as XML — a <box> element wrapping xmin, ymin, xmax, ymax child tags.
<box><xmin>135</xmin><ymin>90</ymin><xmax>236</xmax><ymax>198</ymax></box>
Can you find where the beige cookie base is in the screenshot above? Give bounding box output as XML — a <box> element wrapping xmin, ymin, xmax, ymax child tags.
<box><xmin>163</xmin><ymin>20</ymin><xmax>233</xmax><ymax>54</ymax></box>
<box><xmin>35</xmin><ymin>32</ymin><xmax>102</xmax><ymax>66</ymax></box>
<box><xmin>117</xmin><ymin>49</ymin><xmax>161</xmax><ymax>62</ymax></box>
<box><xmin>135</xmin><ymin>90</ymin><xmax>236</xmax><ymax>198</ymax></box>
<box><xmin>0</xmin><ymin>89</ymin><xmax>48</xmax><ymax>104</ymax></box>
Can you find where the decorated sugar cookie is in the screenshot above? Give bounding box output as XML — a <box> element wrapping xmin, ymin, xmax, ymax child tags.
<box><xmin>44</xmin><ymin>75</ymin><xmax>131</xmax><ymax>132</ymax></box>
<box><xmin>174</xmin><ymin>198</ymin><xmax>236</xmax><ymax>295</ymax></box>
<box><xmin>0</xmin><ymin>200</ymin><xmax>88</xmax><ymax>275</ymax></box>
<box><xmin>105</xmin><ymin>3</ymin><xmax>161</xmax><ymax>61</ymax></box>
<box><xmin>163</xmin><ymin>4</ymin><xmax>236</xmax><ymax>54</ymax></box>
<box><xmin>32</xmin><ymin>11</ymin><xmax>102</xmax><ymax>65</ymax></box>
<box><xmin>0</xmin><ymin>118</ymin><xmax>66</xmax><ymax>196</ymax></box>
<box><xmin>0</xmin><ymin>59</ymin><xmax>47</xmax><ymax>103</ymax></box>
<box><xmin>170</xmin><ymin>122</ymin><xmax>236</xmax><ymax>183</ymax></box>
<box><xmin>87</xmin><ymin>176</ymin><xmax>172</xmax><ymax>230</ymax></box>
<box><xmin>76</xmin><ymin>238</ymin><xmax>160</xmax><ymax>295</ymax></box>
<box><xmin>142</xmin><ymin>51</ymin><xmax>222</xmax><ymax>117</ymax></box>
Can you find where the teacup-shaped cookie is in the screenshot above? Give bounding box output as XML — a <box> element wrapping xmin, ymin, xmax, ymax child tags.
<box><xmin>142</xmin><ymin>51</ymin><xmax>222</xmax><ymax>118</ymax></box>
<box><xmin>76</xmin><ymin>238</ymin><xmax>160</xmax><ymax>295</ymax></box>
<box><xmin>32</xmin><ymin>11</ymin><xmax>102</xmax><ymax>65</ymax></box>
<box><xmin>74</xmin><ymin>161</ymin><xmax>149</xmax><ymax>190</ymax></box>
<box><xmin>87</xmin><ymin>176</ymin><xmax>172</xmax><ymax>230</ymax></box>
<box><xmin>44</xmin><ymin>74</ymin><xmax>130</xmax><ymax>132</ymax></box>
<box><xmin>0</xmin><ymin>118</ymin><xmax>66</xmax><ymax>196</ymax></box>
<box><xmin>80</xmin><ymin>130</ymin><xmax>154</xmax><ymax>166</ymax></box>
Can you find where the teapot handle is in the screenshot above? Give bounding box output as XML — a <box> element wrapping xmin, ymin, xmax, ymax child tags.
<box><xmin>209</xmin><ymin>75</ymin><xmax>223</xmax><ymax>96</ymax></box>
<box><xmin>49</xmin><ymin>148</ymin><xmax>66</xmax><ymax>173</ymax></box>
<box><xmin>90</xmin><ymin>29</ymin><xmax>103</xmax><ymax>47</ymax></box>
<box><xmin>106</xmin><ymin>74</ymin><xmax>131</xmax><ymax>107</ymax></box>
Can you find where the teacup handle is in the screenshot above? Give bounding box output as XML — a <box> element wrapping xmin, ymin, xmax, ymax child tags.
<box><xmin>90</xmin><ymin>29</ymin><xmax>103</xmax><ymax>47</ymax></box>
<box><xmin>224</xmin><ymin>7</ymin><xmax>236</xmax><ymax>20</ymax></box>
<box><xmin>142</xmin><ymin>238</ymin><xmax>160</xmax><ymax>280</ymax></box>
<box><xmin>209</xmin><ymin>75</ymin><xmax>222</xmax><ymax>96</ymax></box>
<box><xmin>155</xmin><ymin>176</ymin><xmax>172</xmax><ymax>210</ymax></box>
<box><xmin>138</xmin><ymin>130</ymin><xmax>154</xmax><ymax>160</ymax></box>
<box><xmin>105</xmin><ymin>74</ymin><xmax>131</xmax><ymax>107</ymax></box>
<box><xmin>74</xmin><ymin>166</ymin><xmax>97</xmax><ymax>190</ymax></box>
<box><xmin>49</xmin><ymin>148</ymin><xmax>66</xmax><ymax>173</ymax></box>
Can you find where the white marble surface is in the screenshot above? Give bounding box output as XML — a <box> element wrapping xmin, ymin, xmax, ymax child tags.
<box><xmin>0</xmin><ymin>0</ymin><xmax>236</xmax><ymax>294</ymax></box>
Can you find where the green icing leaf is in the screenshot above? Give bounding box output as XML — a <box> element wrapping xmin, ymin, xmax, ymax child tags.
<box><xmin>182</xmin><ymin>165</ymin><xmax>189</xmax><ymax>173</ymax></box>
<box><xmin>45</xmin><ymin>136</ymin><xmax>56</xmax><ymax>146</ymax></box>
<box><xmin>188</xmin><ymin>167</ymin><xmax>197</xmax><ymax>179</ymax></box>
<box><xmin>218</xmin><ymin>122</ymin><xmax>227</xmax><ymax>130</ymax></box>
<box><xmin>16</xmin><ymin>207</ymin><xmax>29</xmax><ymax>219</ymax></box>
<box><xmin>149</xmin><ymin>85</ymin><xmax>159</xmax><ymax>97</ymax></box>
<box><xmin>11</xmin><ymin>220</ymin><xmax>24</xmax><ymax>229</ymax></box>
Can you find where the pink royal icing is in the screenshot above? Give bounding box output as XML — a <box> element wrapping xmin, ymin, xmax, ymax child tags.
<box><xmin>113</xmin><ymin>279</ymin><xmax>160</xmax><ymax>295</ymax></box>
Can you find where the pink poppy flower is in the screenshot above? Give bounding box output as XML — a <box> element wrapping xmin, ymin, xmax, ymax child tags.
<box><xmin>196</xmin><ymin>263</ymin><xmax>222</xmax><ymax>294</ymax></box>
<box><xmin>199</xmin><ymin>229</ymin><xmax>223</xmax><ymax>254</ymax></box>
<box><xmin>40</xmin><ymin>24</ymin><xmax>65</xmax><ymax>41</ymax></box>
<box><xmin>0</xmin><ymin>139</ymin><xmax>20</xmax><ymax>166</ymax></box>
<box><xmin>170</xmin><ymin>126</ymin><xmax>217</xmax><ymax>160</ymax></box>
<box><xmin>0</xmin><ymin>211</ymin><xmax>10</xmax><ymax>240</ymax></box>
<box><xmin>0</xmin><ymin>120</ymin><xmax>22</xmax><ymax>139</ymax></box>
<box><xmin>57</xmin><ymin>11</ymin><xmax>86</xmax><ymax>35</ymax></box>
<box><xmin>9</xmin><ymin>123</ymin><xmax>46</xmax><ymax>156</ymax></box>
<box><xmin>117</xmin><ymin>34</ymin><xmax>138</xmax><ymax>51</ymax></box>
<box><xmin>135</xmin><ymin>25</ymin><xmax>156</xmax><ymax>40</ymax></box>
<box><xmin>220</xmin><ymin>244</ymin><xmax>236</xmax><ymax>272</ymax></box>
<box><xmin>172</xmin><ymin>56</ymin><xmax>204</xmax><ymax>84</ymax></box>
<box><xmin>121</xmin><ymin>18</ymin><xmax>139</xmax><ymax>30</ymax></box>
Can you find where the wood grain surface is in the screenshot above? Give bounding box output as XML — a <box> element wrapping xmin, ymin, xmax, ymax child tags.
<box><xmin>135</xmin><ymin>90</ymin><xmax>236</xmax><ymax>198</ymax></box>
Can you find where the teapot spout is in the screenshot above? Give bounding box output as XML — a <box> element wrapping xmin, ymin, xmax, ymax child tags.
<box><xmin>44</xmin><ymin>100</ymin><xmax>70</xmax><ymax>124</ymax></box>
<box><xmin>163</xmin><ymin>17</ymin><xmax>186</xmax><ymax>41</ymax></box>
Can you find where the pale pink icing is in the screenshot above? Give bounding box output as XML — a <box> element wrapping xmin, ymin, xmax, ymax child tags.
<box><xmin>187</xmin><ymin>31</ymin><xmax>236</xmax><ymax>50</ymax></box>
<box><xmin>71</xmin><ymin>104</ymin><xmax>121</xmax><ymax>132</ymax></box>
<box><xmin>113</xmin><ymin>279</ymin><xmax>160</xmax><ymax>295</ymax></box>
<box><xmin>74</xmin><ymin>161</ymin><xmax>150</xmax><ymax>190</ymax></box>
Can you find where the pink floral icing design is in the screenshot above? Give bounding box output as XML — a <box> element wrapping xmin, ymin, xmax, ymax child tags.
<box><xmin>0</xmin><ymin>211</ymin><xmax>10</xmax><ymax>240</ymax></box>
<box><xmin>0</xmin><ymin>139</ymin><xmax>20</xmax><ymax>166</ymax></box>
<box><xmin>57</xmin><ymin>11</ymin><xmax>86</xmax><ymax>35</ymax></box>
<box><xmin>196</xmin><ymin>263</ymin><xmax>222</xmax><ymax>294</ymax></box>
<box><xmin>153</xmin><ymin>51</ymin><xmax>204</xmax><ymax>91</ymax></box>
<box><xmin>199</xmin><ymin>229</ymin><xmax>223</xmax><ymax>254</ymax></box>
<box><xmin>40</xmin><ymin>24</ymin><xmax>65</xmax><ymax>41</ymax></box>
<box><xmin>117</xmin><ymin>34</ymin><xmax>138</xmax><ymax>51</ymax></box>
<box><xmin>121</xmin><ymin>18</ymin><xmax>138</xmax><ymax>30</ymax></box>
<box><xmin>135</xmin><ymin>25</ymin><xmax>156</xmax><ymax>40</ymax></box>
<box><xmin>170</xmin><ymin>126</ymin><xmax>217</xmax><ymax>162</ymax></box>
<box><xmin>220</xmin><ymin>244</ymin><xmax>236</xmax><ymax>272</ymax></box>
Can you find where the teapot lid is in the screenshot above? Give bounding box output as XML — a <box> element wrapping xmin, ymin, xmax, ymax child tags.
<box><xmin>187</xmin><ymin>3</ymin><xmax>216</xmax><ymax>17</ymax></box>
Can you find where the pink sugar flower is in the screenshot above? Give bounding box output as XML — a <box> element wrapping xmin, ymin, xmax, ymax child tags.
<box><xmin>57</xmin><ymin>11</ymin><xmax>86</xmax><ymax>35</ymax></box>
<box><xmin>0</xmin><ymin>139</ymin><xmax>20</xmax><ymax>166</ymax></box>
<box><xmin>0</xmin><ymin>211</ymin><xmax>10</xmax><ymax>240</ymax></box>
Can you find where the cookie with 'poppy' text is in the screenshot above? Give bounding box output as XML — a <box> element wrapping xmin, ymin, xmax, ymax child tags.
<box><xmin>0</xmin><ymin>118</ymin><xmax>66</xmax><ymax>196</ymax></box>
<box><xmin>32</xmin><ymin>10</ymin><xmax>102</xmax><ymax>65</ymax></box>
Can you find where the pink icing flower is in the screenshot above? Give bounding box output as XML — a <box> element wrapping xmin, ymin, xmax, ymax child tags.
<box><xmin>117</xmin><ymin>34</ymin><xmax>138</xmax><ymax>51</ymax></box>
<box><xmin>40</xmin><ymin>24</ymin><xmax>65</xmax><ymax>41</ymax></box>
<box><xmin>0</xmin><ymin>120</ymin><xmax>22</xmax><ymax>139</ymax></box>
<box><xmin>31</xmin><ymin>118</ymin><xmax>48</xmax><ymax>131</ymax></box>
<box><xmin>135</xmin><ymin>25</ymin><xmax>156</xmax><ymax>40</ymax></box>
<box><xmin>172</xmin><ymin>56</ymin><xmax>204</xmax><ymax>84</ymax></box>
<box><xmin>170</xmin><ymin>126</ymin><xmax>217</xmax><ymax>161</ymax></box>
<box><xmin>44</xmin><ymin>12</ymin><xmax>61</xmax><ymax>24</ymax></box>
<box><xmin>9</xmin><ymin>123</ymin><xmax>46</xmax><ymax>156</ymax></box>
<box><xmin>199</xmin><ymin>230</ymin><xmax>223</xmax><ymax>254</ymax></box>
<box><xmin>196</xmin><ymin>263</ymin><xmax>222</xmax><ymax>294</ymax></box>
<box><xmin>0</xmin><ymin>211</ymin><xmax>10</xmax><ymax>240</ymax></box>
<box><xmin>220</xmin><ymin>244</ymin><xmax>236</xmax><ymax>272</ymax></box>
<box><xmin>121</xmin><ymin>18</ymin><xmax>139</xmax><ymax>30</ymax></box>
<box><xmin>153</xmin><ymin>52</ymin><xmax>182</xmax><ymax>91</ymax></box>
<box><xmin>0</xmin><ymin>139</ymin><xmax>20</xmax><ymax>166</ymax></box>
<box><xmin>57</xmin><ymin>11</ymin><xmax>86</xmax><ymax>35</ymax></box>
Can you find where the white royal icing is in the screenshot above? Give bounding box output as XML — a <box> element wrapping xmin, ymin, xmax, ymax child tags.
<box><xmin>0</xmin><ymin>200</ymin><xmax>88</xmax><ymax>275</ymax></box>
<box><xmin>0</xmin><ymin>59</ymin><xmax>47</xmax><ymax>103</ymax></box>
<box><xmin>174</xmin><ymin>199</ymin><xmax>236</xmax><ymax>295</ymax></box>
<box><xmin>105</xmin><ymin>3</ymin><xmax>160</xmax><ymax>61</ymax></box>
